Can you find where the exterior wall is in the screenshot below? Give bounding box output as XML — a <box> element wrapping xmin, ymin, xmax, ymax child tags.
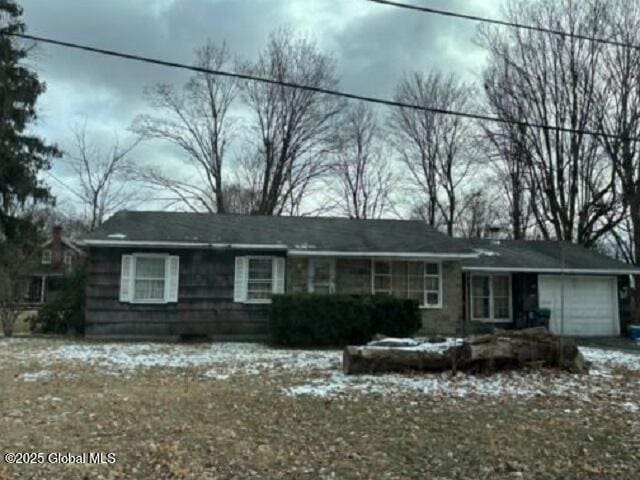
<box><xmin>85</xmin><ymin>247</ymin><xmax>280</xmax><ymax>339</ymax></box>
<box><xmin>336</xmin><ymin>259</ymin><xmax>372</xmax><ymax>295</ymax></box>
<box><xmin>287</xmin><ymin>257</ymin><xmax>308</xmax><ymax>293</ymax></box>
<box><xmin>420</xmin><ymin>261</ymin><xmax>463</xmax><ymax>336</ymax></box>
<box><xmin>285</xmin><ymin>257</ymin><xmax>463</xmax><ymax>335</ymax></box>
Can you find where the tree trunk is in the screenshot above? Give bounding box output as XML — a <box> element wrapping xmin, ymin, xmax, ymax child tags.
<box><xmin>343</xmin><ymin>328</ymin><xmax>588</xmax><ymax>375</ymax></box>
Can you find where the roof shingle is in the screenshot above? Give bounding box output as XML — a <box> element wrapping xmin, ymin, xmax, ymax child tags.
<box><xmin>85</xmin><ymin>211</ymin><xmax>475</xmax><ymax>255</ymax></box>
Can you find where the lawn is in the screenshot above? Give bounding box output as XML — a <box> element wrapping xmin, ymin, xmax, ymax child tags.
<box><xmin>1</xmin><ymin>338</ymin><xmax>639</xmax><ymax>479</ymax></box>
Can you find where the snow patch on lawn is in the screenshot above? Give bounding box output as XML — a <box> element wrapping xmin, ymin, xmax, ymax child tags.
<box><xmin>285</xmin><ymin>369</ymin><xmax>637</xmax><ymax>406</ymax></box>
<box><xmin>19</xmin><ymin>370</ymin><xmax>51</xmax><ymax>382</ymax></box>
<box><xmin>580</xmin><ymin>347</ymin><xmax>640</xmax><ymax>371</ymax></box>
<box><xmin>285</xmin><ymin>345</ymin><xmax>640</xmax><ymax>406</ymax></box>
<box><xmin>366</xmin><ymin>337</ymin><xmax>463</xmax><ymax>353</ymax></box>
<box><xmin>22</xmin><ymin>342</ymin><xmax>338</xmax><ymax>376</ymax></box>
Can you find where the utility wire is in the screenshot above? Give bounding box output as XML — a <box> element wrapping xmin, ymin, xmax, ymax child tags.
<box><xmin>365</xmin><ymin>0</ymin><xmax>640</xmax><ymax>51</ymax></box>
<box><xmin>1</xmin><ymin>30</ymin><xmax>637</xmax><ymax>142</ymax></box>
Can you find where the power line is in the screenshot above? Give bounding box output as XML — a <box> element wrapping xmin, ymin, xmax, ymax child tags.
<box><xmin>365</xmin><ymin>0</ymin><xmax>640</xmax><ymax>51</ymax></box>
<box><xmin>1</xmin><ymin>30</ymin><xmax>637</xmax><ymax>142</ymax></box>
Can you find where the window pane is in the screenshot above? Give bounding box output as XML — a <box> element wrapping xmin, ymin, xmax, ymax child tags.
<box><xmin>425</xmin><ymin>263</ymin><xmax>439</xmax><ymax>275</ymax></box>
<box><xmin>408</xmin><ymin>276</ymin><xmax>423</xmax><ymax>291</ymax></box>
<box><xmin>134</xmin><ymin>279</ymin><xmax>165</xmax><ymax>300</ymax></box>
<box><xmin>472</xmin><ymin>276</ymin><xmax>490</xmax><ymax>297</ymax></box>
<box><xmin>473</xmin><ymin>297</ymin><xmax>490</xmax><ymax>319</ymax></box>
<box><xmin>247</xmin><ymin>282</ymin><xmax>272</xmax><ymax>300</ymax></box>
<box><xmin>426</xmin><ymin>277</ymin><xmax>439</xmax><ymax>292</ymax></box>
<box><xmin>248</xmin><ymin>258</ymin><xmax>272</xmax><ymax>280</ymax></box>
<box><xmin>493</xmin><ymin>276</ymin><xmax>509</xmax><ymax>297</ymax></box>
<box><xmin>374</xmin><ymin>261</ymin><xmax>391</xmax><ymax>275</ymax></box>
<box><xmin>494</xmin><ymin>297</ymin><xmax>510</xmax><ymax>319</ymax></box>
<box><xmin>390</xmin><ymin>262</ymin><xmax>406</xmax><ymax>297</ymax></box>
<box><xmin>136</xmin><ymin>257</ymin><xmax>165</xmax><ymax>278</ymax></box>
<box><xmin>313</xmin><ymin>261</ymin><xmax>332</xmax><ymax>283</ymax></box>
<box><xmin>374</xmin><ymin>275</ymin><xmax>391</xmax><ymax>292</ymax></box>
<box><xmin>426</xmin><ymin>292</ymin><xmax>440</xmax><ymax>306</ymax></box>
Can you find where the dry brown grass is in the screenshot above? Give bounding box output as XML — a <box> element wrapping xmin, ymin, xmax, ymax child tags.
<box><xmin>1</xmin><ymin>339</ymin><xmax>639</xmax><ymax>479</ymax></box>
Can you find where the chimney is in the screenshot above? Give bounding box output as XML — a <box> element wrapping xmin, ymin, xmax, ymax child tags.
<box><xmin>487</xmin><ymin>224</ymin><xmax>503</xmax><ymax>244</ymax></box>
<box><xmin>52</xmin><ymin>225</ymin><xmax>63</xmax><ymax>266</ymax></box>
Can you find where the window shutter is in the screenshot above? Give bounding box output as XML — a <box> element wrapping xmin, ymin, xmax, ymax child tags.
<box><xmin>166</xmin><ymin>256</ymin><xmax>180</xmax><ymax>303</ymax></box>
<box><xmin>273</xmin><ymin>257</ymin><xmax>286</xmax><ymax>294</ymax></box>
<box><xmin>234</xmin><ymin>256</ymin><xmax>248</xmax><ymax>303</ymax></box>
<box><xmin>119</xmin><ymin>255</ymin><xmax>133</xmax><ymax>302</ymax></box>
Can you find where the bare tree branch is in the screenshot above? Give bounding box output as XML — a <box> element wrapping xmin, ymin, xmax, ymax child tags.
<box><xmin>240</xmin><ymin>27</ymin><xmax>345</xmax><ymax>216</ymax></box>
<box><xmin>64</xmin><ymin>122</ymin><xmax>141</xmax><ymax>230</ymax></box>
<box><xmin>132</xmin><ymin>41</ymin><xmax>239</xmax><ymax>213</ymax></box>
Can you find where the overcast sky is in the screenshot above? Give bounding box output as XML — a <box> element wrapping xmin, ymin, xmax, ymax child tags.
<box><xmin>21</xmin><ymin>0</ymin><xmax>501</xmax><ymax>217</ymax></box>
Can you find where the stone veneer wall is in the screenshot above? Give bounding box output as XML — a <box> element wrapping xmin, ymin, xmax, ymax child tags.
<box><xmin>419</xmin><ymin>261</ymin><xmax>463</xmax><ymax>336</ymax></box>
<box><xmin>285</xmin><ymin>258</ymin><xmax>463</xmax><ymax>335</ymax></box>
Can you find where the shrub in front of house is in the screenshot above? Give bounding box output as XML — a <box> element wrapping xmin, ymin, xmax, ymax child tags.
<box><xmin>269</xmin><ymin>294</ymin><xmax>421</xmax><ymax>347</ymax></box>
<box><xmin>31</xmin><ymin>267</ymin><xmax>86</xmax><ymax>335</ymax></box>
<box><xmin>368</xmin><ymin>295</ymin><xmax>422</xmax><ymax>338</ymax></box>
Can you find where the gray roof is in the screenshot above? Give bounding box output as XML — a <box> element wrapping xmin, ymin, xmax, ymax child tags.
<box><xmin>84</xmin><ymin>211</ymin><xmax>475</xmax><ymax>256</ymax></box>
<box><xmin>463</xmin><ymin>239</ymin><xmax>639</xmax><ymax>274</ymax></box>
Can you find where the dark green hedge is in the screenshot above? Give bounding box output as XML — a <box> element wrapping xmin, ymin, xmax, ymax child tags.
<box><xmin>269</xmin><ymin>294</ymin><xmax>421</xmax><ymax>347</ymax></box>
<box><xmin>31</xmin><ymin>267</ymin><xmax>86</xmax><ymax>335</ymax></box>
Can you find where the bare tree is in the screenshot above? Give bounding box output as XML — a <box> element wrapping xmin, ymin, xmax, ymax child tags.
<box><xmin>389</xmin><ymin>71</ymin><xmax>474</xmax><ymax>236</ymax></box>
<box><xmin>328</xmin><ymin>103</ymin><xmax>394</xmax><ymax>219</ymax></box>
<box><xmin>596</xmin><ymin>0</ymin><xmax>640</xmax><ymax>318</ymax></box>
<box><xmin>133</xmin><ymin>41</ymin><xmax>239</xmax><ymax>213</ymax></box>
<box><xmin>455</xmin><ymin>189</ymin><xmax>504</xmax><ymax>239</ymax></box>
<box><xmin>241</xmin><ymin>27</ymin><xmax>344</xmax><ymax>216</ymax></box>
<box><xmin>221</xmin><ymin>183</ymin><xmax>258</xmax><ymax>215</ymax></box>
<box><xmin>480</xmin><ymin>98</ymin><xmax>536</xmax><ymax>239</ymax></box>
<box><xmin>64</xmin><ymin>123</ymin><xmax>140</xmax><ymax>230</ymax></box>
<box><xmin>479</xmin><ymin>0</ymin><xmax>624</xmax><ymax>246</ymax></box>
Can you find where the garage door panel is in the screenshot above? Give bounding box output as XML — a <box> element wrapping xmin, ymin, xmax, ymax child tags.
<box><xmin>538</xmin><ymin>275</ymin><xmax>618</xmax><ymax>337</ymax></box>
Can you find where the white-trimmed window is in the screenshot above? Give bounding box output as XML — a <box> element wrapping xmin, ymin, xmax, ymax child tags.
<box><xmin>470</xmin><ymin>274</ymin><xmax>511</xmax><ymax>322</ymax></box>
<box><xmin>248</xmin><ymin>257</ymin><xmax>274</xmax><ymax>301</ymax></box>
<box><xmin>234</xmin><ymin>256</ymin><xmax>285</xmax><ymax>303</ymax></box>
<box><xmin>308</xmin><ymin>259</ymin><xmax>336</xmax><ymax>294</ymax></box>
<box><xmin>63</xmin><ymin>250</ymin><xmax>73</xmax><ymax>268</ymax></box>
<box><xmin>42</xmin><ymin>249</ymin><xmax>52</xmax><ymax>265</ymax></box>
<box><xmin>373</xmin><ymin>261</ymin><xmax>442</xmax><ymax>308</ymax></box>
<box><xmin>119</xmin><ymin>254</ymin><xmax>180</xmax><ymax>304</ymax></box>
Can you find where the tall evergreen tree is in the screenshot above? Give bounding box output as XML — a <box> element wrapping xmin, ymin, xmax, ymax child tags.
<box><xmin>0</xmin><ymin>0</ymin><xmax>59</xmax><ymax>241</ymax></box>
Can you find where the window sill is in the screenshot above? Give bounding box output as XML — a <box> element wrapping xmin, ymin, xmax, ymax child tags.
<box><xmin>244</xmin><ymin>299</ymin><xmax>273</xmax><ymax>305</ymax></box>
<box><xmin>472</xmin><ymin>318</ymin><xmax>513</xmax><ymax>323</ymax></box>
<box><xmin>419</xmin><ymin>305</ymin><xmax>443</xmax><ymax>310</ymax></box>
<box><xmin>128</xmin><ymin>299</ymin><xmax>170</xmax><ymax>305</ymax></box>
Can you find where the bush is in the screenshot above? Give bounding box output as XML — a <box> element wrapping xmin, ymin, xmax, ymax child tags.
<box><xmin>31</xmin><ymin>267</ymin><xmax>86</xmax><ymax>335</ymax></box>
<box><xmin>269</xmin><ymin>294</ymin><xmax>421</xmax><ymax>347</ymax></box>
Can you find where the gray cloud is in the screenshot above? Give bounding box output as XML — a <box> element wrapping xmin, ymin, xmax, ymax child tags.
<box><xmin>20</xmin><ymin>0</ymin><xmax>500</xmax><ymax>213</ymax></box>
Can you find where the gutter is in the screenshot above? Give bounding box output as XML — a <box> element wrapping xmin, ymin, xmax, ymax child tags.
<box><xmin>83</xmin><ymin>239</ymin><xmax>288</xmax><ymax>250</ymax></box>
<box><xmin>82</xmin><ymin>239</ymin><xmax>479</xmax><ymax>259</ymax></box>
<box><xmin>287</xmin><ymin>250</ymin><xmax>479</xmax><ymax>259</ymax></box>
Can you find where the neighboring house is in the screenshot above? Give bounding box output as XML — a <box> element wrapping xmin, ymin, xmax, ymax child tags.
<box><xmin>82</xmin><ymin>211</ymin><xmax>640</xmax><ymax>340</ymax></box>
<box><xmin>23</xmin><ymin>226</ymin><xmax>86</xmax><ymax>305</ymax></box>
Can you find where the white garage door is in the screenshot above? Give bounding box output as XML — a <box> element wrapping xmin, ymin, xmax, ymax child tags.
<box><xmin>538</xmin><ymin>275</ymin><xmax>619</xmax><ymax>337</ymax></box>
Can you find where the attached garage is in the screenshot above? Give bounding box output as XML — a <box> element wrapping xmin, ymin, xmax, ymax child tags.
<box><xmin>462</xmin><ymin>239</ymin><xmax>638</xmax><ymax>337</ymax></box>
<box><xmin>538</xmin><ymin>275</ymin><xmax>619</xmax><ymax>336</ymax></box>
